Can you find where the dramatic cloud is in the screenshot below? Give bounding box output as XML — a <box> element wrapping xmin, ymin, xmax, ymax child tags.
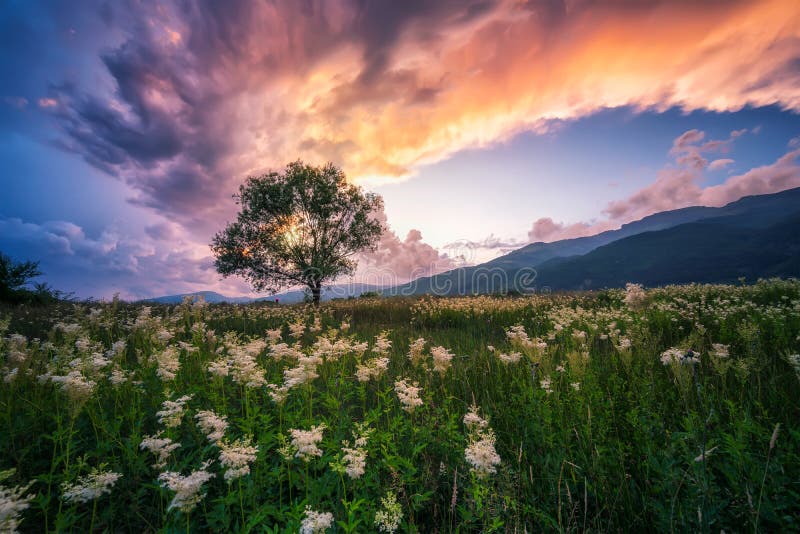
<box><xmin>45</xmin><ymin>0</ymin><xmax>800</xmax><ymax>233</ymax></box>
<box><xmin>0</xmin><ymin>217</ymin><xmax>252</xmax><ymax>299</ymax></box>
<box><xmin>527</xmin><ymin>217</ymin><xmax>606</xmax><ymax>243</ymax></box>
<box><xmin>358</xmin><ymin>207</ymin><xmax>455</xmax><ymax>284</ymax></box>
<box><xmin>18</xmin><ymin>0</ymin><xmax>798</xmax><ymax>294</ymax></box>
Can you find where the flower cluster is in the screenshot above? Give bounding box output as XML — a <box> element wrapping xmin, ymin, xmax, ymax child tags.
<box><xmin>154</xmin><ymin>346</ymin><xmax>180</xmax><ymax>381</ymax></box>
<box><xmin>140</xmin><ymin>432</ymin><xmax>181</xmax><ymax>468</ymax></box>
<box><xmin>374</xmin><ymin>490</ymin><xmax>403</xmax><ymax>533</ymax></box>
<box><xmin>218</xmin><ymin>437</ymin><xmax>258</xmax><ymax>482</ymax></box>
<box><xmin>339</xmin><ymin>423</ymin><xmax>372</xmax><ymax>479</ymax></box>
<box><xmin>464</xmin><ymin>429</ymin><xmax>501</xmax><ymax>478</ymax></box>
<box><xmin>394</xmin><ymin>379</ymin><xmax>423</xmax><ymax>413</ymax></box>
<box><xmin>431</xmin><ymin>346</ymin><xmax>453</xmax><ymax>374</ymax></box>
<box><xmin>156</xmin><ymin>394</ymin><xmax>193</xmax><ymax>428</ymax></box>
<box><xmin>158</xmin><ymin>460</ymin><xmax>215</xmax><ymax>513</ymax></box>
<box><xmin>300</xmin><ymin>506</ymin><xmax>334</xmax><ymax>534</ymax></box>
<box><xmin>195</xmin><ymin>410</ymin><xmax>228</xmax><ymax>444</ymax></box>
<box><xmin>355</xmin><ymin>357</ymin><xmax>389</xmax><ymax>382</ymax></box>
<box><xmin>0</xmin><ymin>469</ymin><xmax>34</xmax><ymax>533</ymax></box>
<box><xmin>290</xmin><ymin>424</ymin><xmax>326</xmax><ymax>462</ymax></box>
<box><xmin>373</xmin><ymin>332</ymin><xmax>392</xmax><ymax>355</ymax></box>
<box><xmin>61</xmin><ymin>468</ymin><xmax>122</xmax><ymax>504</ymax></box>
<box><xmin>407</xmin><ymin>337</ymin><xmax>427</xmax><ymax>366</ymax></box>
<box><xmin>624</xmin><ymin>282</ymin><xmax>648</xmax><ymax>310</ymax></box>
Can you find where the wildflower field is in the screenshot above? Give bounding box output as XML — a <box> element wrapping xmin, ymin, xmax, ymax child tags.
<box><xmin>1</xmin><ymin>280</ymin><xmax>799</xmax><ymax>532</ymax></box>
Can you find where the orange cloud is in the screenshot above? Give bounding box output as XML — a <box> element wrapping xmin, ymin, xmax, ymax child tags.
<box><xmin>306</xmin><ymin>0</ymin><xmax>800</xmax><ymax>182</ymax></box>
<box><xmin>50</xmin><ymin>0</ymin><xmax>800</xmax><ymax>247</ymax></box>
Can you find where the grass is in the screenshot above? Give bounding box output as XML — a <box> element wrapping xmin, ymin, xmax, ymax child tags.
<box><xmin>1</xmin><ymin>279</ymin><xmax>799</xmax><ymax>532</ymax></box>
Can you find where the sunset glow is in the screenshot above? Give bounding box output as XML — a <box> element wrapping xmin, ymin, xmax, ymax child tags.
<box><xmin>1</xmin><ymin>0</ymin><xmax>799</xmax><ymax>298</ymax></box>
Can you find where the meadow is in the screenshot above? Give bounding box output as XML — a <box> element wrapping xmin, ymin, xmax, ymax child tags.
<box><xmin>1</xmin><ymin>280</ymin><xmax>799</xmax><ymax>532</ymax></box>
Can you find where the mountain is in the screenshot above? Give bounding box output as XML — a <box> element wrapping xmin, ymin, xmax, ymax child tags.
<box><xmin>255</xmin><ymin>283</ymin><xmax>382</xmax><ymax>304</ymax></box>
<box><xmin>528</xmin><ymin>212</ymin><xmax>800</xmax><ymax>289</ymax></box>
<box><xmin>386</xmin><ymin>187</ymin><xmax>800</xmax><ymax>296</ymax></box>
<box><xmin>143</xmin><ymin>284</ymin><xmax>382</xmax><ymax>305</ymax></box>
<box><xmin>142</xmin><ymin>291</ymin><xmax>257</xmax><ymax>304</ymax></box>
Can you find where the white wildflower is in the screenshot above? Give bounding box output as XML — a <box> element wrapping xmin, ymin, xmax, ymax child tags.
<box><xmin>270</xmin><ymin>342</ymin><xmax>304</xmax><ymax>361</ymax></box>
<box><xmin>158</xmin><ymin>461</ymin><xmax>215</xmax><ymax>513</ymax></box>
<box><xmin>288</xmin><ymin>320</ymin><xmax>306</xmax><ymax>339</ymax></box>
<box><xmin>109</xmin><ymin>368</ymin><xmax>130</xmax><ymax>386</ymax></box>
<box><xmin>218</xmin><ymin>438</ymin><xmax>258</xmax><ymax>482</ymax></box>
<box><xmin>155</xmin><ymin>328</ymin><xmax>173</xmax><ymax>345</ymax></box>
<box><xmin>267</xmin><ymin>384</ymin><xmax>290</xmax><ymax>405</ymax></box>
<box><xmin>540</xmin><ymin>378</ymin><xmax>553</xmax><ymax>394</ymax></box>
<box><xmin>49</xmin><ymin>370</ymin><xmax>96</xmax><ymax>401</ymax></box>
<box><xmin>463</xmin><ymin>405</ymin><xmax>488</xmax><ymax>430</ymax></box>
<box><xmin>156</xmin><ymin>395</ymin><xmax>193</xmax><ymax>428</ymax></box>
<box><xmin>660</xmin><ymin>348</ymin><xmax>700</xmax><ymax>366</ymax></box>
<box><xmin>283</xmin><ymin>355</ymin><xmax>321</xmax><ymax>389</ymax></box>
<box><xmin>207</xmin><ymin>358</ymin><xmax>230</xmax><ymax>377</ymax></box>
<box><xmin>394</xmin><ymin>379</ymin><xmax>423</xmax><ymax>413</ymax></box>
<box><xmin>290</xmin><ymin>424</ymin><xmax>326</xmax><ymax>462</ymax></box>
<box><xmin>710</xmin><ymin>343</ymin><xmax>729</xmax><ymax>358</ymax></box>
<box><xmin>195</xmin><ymin>410</ymin><xmax>228</xmax><ymax>444</ymax></box>
<box><xmin>506</xmin><ymin>324</ymin><xmax>533</xmax><ymax>347</ymax></box>
<box><xmin>373</xmin><ymin>332</ymin><xmax>392</xmax><ymax>355</ymax></box>
<box><xmin>266</xmin><ymin>328</ymin><xmax>283</xmax><ymax>342</ymax></box>
<box><xmin>61</xmin><ymin>469</ymin><xmax>122</xmax><ymax>504</ymax></box>
<box><xmin>374</xmin><ymin>490</ymin><xmax>403</xmax><ymax>533</ymax></box>
<box><xmin>355</xmin><ymin>357</ymin><xmax>389</xmax><ymax>382</ymax></box>
<box><xmin>497</xmin><ymin>351</ymin><xmax>521</xmax><ymax>365</ymax></box>
<box><xmin>229</xmin><ymin>344</ymin><xmax>267</xmax><ymax>388</ymax></box>
<box><xmin>3</xmin><ymin>368</ymin><xmax>18</xmax><ymax>383</ymax></box>
<box><xmin>340</xmin><ymin>423</ymin><xmax>372</xmax><ymax>479</ymax></box>
<box><xmin>407</xmin><ymin>338</ymin><xmax>427</xmax><ymax>365</ymax></box>
<box><xmin>464</xmin><ymin>429</ymin><xmax>501</xmax><ymax>478</ymax></box>
<box><xmin>140</xmin><ymin>431</ymin><xmax>181</xmax><ymax>468</ymax></box>
<box><xmin>624</xmin><ymin>283</ymin><xmax>648</xmax><ymax>310</ymax></box>
<box><xmin>0</xmin><ymin>468</ymin><xmax>34</xmax><ymax>533</ymax></box>
<box><xmin>431</xmin><ymin>345</ymin><xmax>453</xmax><ymax>373</ymax></box>
<box><xmin>300</xmin><ymin>506</ymin><xmax>333</xmax><ymax>534</ymax></box>
<box><xmin>155</xmin><ymin>346</ymin><xmax>181</xmax><ymax>381</ymax></box>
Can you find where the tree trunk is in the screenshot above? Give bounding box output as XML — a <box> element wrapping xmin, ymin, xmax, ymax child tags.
<box><xmin>311</xmin><ymin>284</ymin><xmax>321</xmax><ymax>306</ymax></box>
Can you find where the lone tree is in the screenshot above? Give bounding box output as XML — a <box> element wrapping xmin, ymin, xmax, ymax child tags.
<box><xmin>211</xmin><ymin>161</ymin><xmax>384</xmax><ymax>305</ymax></box>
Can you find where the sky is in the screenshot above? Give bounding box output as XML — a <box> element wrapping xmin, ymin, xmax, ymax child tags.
<box><xmin>1</xmin><ymin>0</ymin><xmax>799</xmax><ymax>299</ymax></box>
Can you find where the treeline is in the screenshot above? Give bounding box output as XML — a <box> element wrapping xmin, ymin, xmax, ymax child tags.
<box><xmin>0</xmin><ymin>252</ymin><xmax>70</xmax><ymax>305</ymax></box>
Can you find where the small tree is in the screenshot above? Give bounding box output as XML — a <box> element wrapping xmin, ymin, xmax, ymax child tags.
<box><xmin>0</xmin><ymin>252</ymin><xmax>41</xmax><ymax>302</ymax></box>
<box><xmin>211</xmin><ymin>161</ymin><xmax>384</xmax><ymax>305</ymax></box>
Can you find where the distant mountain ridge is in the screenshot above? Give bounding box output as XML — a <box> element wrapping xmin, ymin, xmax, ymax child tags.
<box><xmin>145</xmin><ymin>188</ymin><xmax>800</xmax><ymax>302</ymax></box>
<box><xmin>386</xmin><ymin>187</ymin><xmax>800</xmax><ymax>296</ymax></box>
<box><xmin>143</xmin><ymin>284</ymin><xmax>381</xmax><ymax>305</ymax></box>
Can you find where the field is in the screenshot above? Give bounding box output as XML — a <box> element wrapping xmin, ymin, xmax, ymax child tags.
<box><xmin>1</xmin><ymin>280</ymin><xmax>799</xmax><ymax>533</ymax></box>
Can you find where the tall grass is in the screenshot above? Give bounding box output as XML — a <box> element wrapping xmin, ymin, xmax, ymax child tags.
<box><xmin>1</xmin><ymin>279</ymin><xmax>799</xmax><ymax>532</ymax></box>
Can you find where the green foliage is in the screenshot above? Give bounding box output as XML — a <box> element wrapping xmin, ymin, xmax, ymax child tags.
<box><xmin>0</xmin><ymin>252</ymin><xmax>72</xmax><ymax>305</ymax></box>
<box><xmin>0</xmin><ymin>252</ymin><xmax>41</xmax><ymax>303</ymax></box>
<box><xmin>211</xmin><ymin>161</ymin><xmax>384</xmax><ymax>304</ymax></box>
<box><xmin>0</xmin><ymin>280</ymin><xmax>799</xmax><ymax>532</ymax></box>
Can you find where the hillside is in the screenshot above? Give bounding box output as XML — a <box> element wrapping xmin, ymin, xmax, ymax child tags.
<box><xmin>529</xmin><ymin>213</ymin><xmax>800</xmax><ymax>290</ymax></box>
<box><xmin>387</xmin><ymin>187</ymin><xmax>800</xmax><ymax>295</ymax></box>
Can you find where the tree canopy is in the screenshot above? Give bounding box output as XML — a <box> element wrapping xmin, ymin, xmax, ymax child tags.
<box><xmin>0</xmin><ymin>252</ymin><xmax>43</xmax><ymax>303</ymax></box>
<box><xmin>211</xmin><ymin>161</ymin><xmax>384</xmax><ymax>304</ymax></box>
